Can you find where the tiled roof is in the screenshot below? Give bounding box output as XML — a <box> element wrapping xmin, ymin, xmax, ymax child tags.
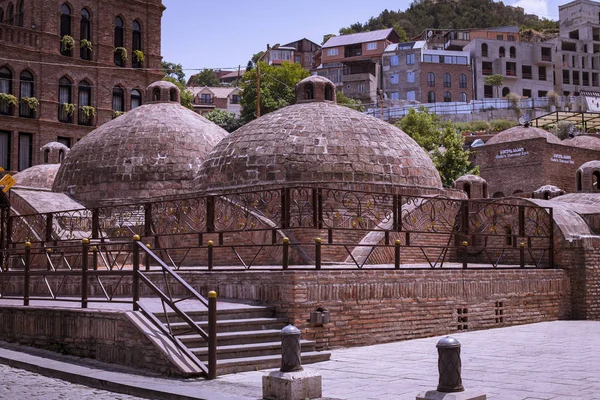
<box><xmin>322</xmin><ymin>28</ymin><xmax>395</xmax><ymax>49</ymax></box>
<box><xmin>220</xmin><ymin>71</ymin><xmax>242</xmax><ymax>79</ymax></box>
<box><xmin>188</xmin><ymin>86</ymin><xmax>240</xmax><ymax>98</ymax></box>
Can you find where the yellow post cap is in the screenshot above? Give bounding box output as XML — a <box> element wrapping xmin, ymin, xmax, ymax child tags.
<box><xmin>146</xmin><ymin>243</ymin><xmax>151</xmax><ymax>249</ymax></box>
<box><xmin>462</xmin><ymin>241</ymin><xmax>469</xmax><ymax>246</ymax></box>
<box><xmin>315</xmin><ymin>237</ymin><xmax>322</xmax><ymax>243</ymax></box>
<box><xmin>207</xmin><ymin>240</ymin><xmax>214</xmax><ymax>246</ymax></box>
<box><xmin>520</xmin><ymin>242</ymin><xmax>526</xmax><ymax>248</ymax></box>
<box><xmin>82</xmin><ymin>238</ymin><xmax>90</xmax><ymax>244</ymax></box>
<box><xmin>208</xmin><ymin>291</ymin><xmax>217</xmax><ymax>299</ymax></box>
<box><xmin>25</xmin><ymin>242</ymin><xmax>31</xmax><ymax>248</ymax></box>
<box><xmin>395</xmin><ymin>239</ymin><xmax>401</xmax><ymax>245</ymax></box>
<box><xmin>133</xmin><ymin>234</ymin><xmax>141</xmax><ymax>241</ymax></box>
<box><xmin>283</xmin><ymin>237</ymin><xmax>290</xmax><ymax>244</ymax></box>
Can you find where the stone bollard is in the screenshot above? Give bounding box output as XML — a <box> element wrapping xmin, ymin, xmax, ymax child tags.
<box><xmin>416</xmin><ymin>336</ymin><xmax>486</xmax><ymax>400</ymax></box>
<box><xmin>263</xmin><ymin>324</ymin><xmax>322</xmax><ymax>400</ymax></box>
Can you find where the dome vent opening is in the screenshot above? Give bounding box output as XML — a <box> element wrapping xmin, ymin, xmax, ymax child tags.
<box><xmin>146</xmin><ymin>81</ymin><xmax>180</xmax><ymax>104</ymax></box>
<box><xmin>295</xmin><ymin>75</ymin><xmax>337</xmax><ymax>104</ymax></box>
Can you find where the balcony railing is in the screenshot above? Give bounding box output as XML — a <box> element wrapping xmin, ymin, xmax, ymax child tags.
<box><xmin>541</xmin><ymin>55</ymin><xmax>552</xmax><ymax>62</ymax></box>
<box><xmin>522</xmin><ymin>73</ymin><xmax>532</xmax><ymax>79</ymax></box>
<box><xmin>78</xmin><ymin>108</ymin><xmax>93</xmax><ymax>126</ymax></box>
<box><xmin>482</xmin><ymin>69</ymin><xmax>493</xmax><ymax>75</ymax></box>
<box><xmin>58</xmin><ymin>105</ymin><xmax>73</xmax><ymax>123</ymax></box>
<box><xmin>506</xmin><ymin>70</ymin><xmax>517</xmax><ymax>77</ymax></box>
<box><xmin>0</xmin><ymin>101</ymin><xmax>13</xmax><ymax>116</ymax></box>
<box><xmin>19</xmin><ymin>103</ymin><xmax>34</xmax><ymax>118</ymax></box>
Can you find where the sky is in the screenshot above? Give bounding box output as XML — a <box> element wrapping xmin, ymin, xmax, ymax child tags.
<box><xmin>161</xmin><ymin>0</ymin><xmax>565</xmax><ymax>79</ymax></box>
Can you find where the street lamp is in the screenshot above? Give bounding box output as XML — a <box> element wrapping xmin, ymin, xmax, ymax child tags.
<box><xmin>256</xmin><ymin>43</ymin><xmax>279</xmax><ymax>118</ymax></box>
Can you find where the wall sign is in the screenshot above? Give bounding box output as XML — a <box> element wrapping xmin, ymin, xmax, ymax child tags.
<box><xmin>550</xmin><ymin>153</ymin><xmax>574</xmax><ymax>164</ymax></box>
<box><xmin>495</xmin><ymin>147</ymin><xmax>529</xmax><ymax>159</ymax></box>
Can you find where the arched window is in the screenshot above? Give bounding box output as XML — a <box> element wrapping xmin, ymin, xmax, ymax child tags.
<box><xmin>481</xmin><ymin>43</ymin><xmax>488</xmax><ymax>57</ymax></box>
<box><xmin>114</xmin><ymin>17</ymin><xmax>124</xmax><ymax>66</ymax></box>
<box><xmin>132</xmin><ymin>20</ymin><xmax>142</xmax><ymax>68</ymax></box>
<box><xmin>58</xmin><ymin>77</ymin><xmax>73</xmax><ymax>123</ymax></box>
<box><xmin>0</xmin><ymin>8</ymin><xmax>4</xmax><ymax>24</ymax></box>
<box><xmin>427</xmin><ymin>72</ymin><xmax>435</xmax><ymax>87</ymax></box>
<box><xmin>492</xmin><ymin>192</ymin><xmax>504</xmax><ymax>198</ymax></box>
<box><xmin>78</xmin><ymin>80</ymin><xmax>92</xmax><ymax>126</ymax></box>
<box><xmin>325</xmin><ymin>84</ymin><xmax>333</xmax><ymax>101</ymax></box>
<box><xmin>482</xmin><ymin>183</ymin><xmax>488</xmax><ymax>198</ymax></box>
<box><xmin>6</xmin><ymin>3</ymin><xmax>14</xmax><ymax>25</ymax></box>
<box><xmin>43</xmin><ymin>149</ymin><xmax>49</xmax><ymax>164</ymax></box>
<box><xmin>427</xmin><ymin>91</ymin><xmax>435</xmax><ymax>103</ymax></box>
<box><xmin>459</xmin><ymin>92</ymin><xmax>467</xmax><ymax>102</ymax></box>
<box><xmin>0</xmin><ymin>67</ymin><xmax>13</xmax><ymax>115</ymax></box>
<box><xmin>459</xmin><ymin>73</ymin><xmax>467</xmax><ymax>89</ymax></box>
<box><xmin>60</xmin><ymin>4</ymin><xmax>72</xmax><ymax>56</ymax></box>
<box><xmin>463</xmin><ymin>183</ymin><xmax>471</xmax><ymax>199</ymax></box>
<box><xmin>169</xmin><ymin>88</ymin><xmax>177</xmax><ymax>102</ymax></box>
<box><xmin>443</xmin><ymin>73</ymin><xmax>451</xmax><ymax>88</ymax></box>
<box><xmin>543</xmin><ymin>191</ymin><xmax>550</xmax><ymax>200</ymax></box>
<box><xmin>131</xmin><ymin>89</ymin><xmax>142</xmax><ymax>109</ymax></box>
<box><xmin>80</xmin><ymin>9</ymin><xmax>91</xmax><ymax>60</ymax></box>
<box><xmin>15</xmin><ymin>0</ymin><xmax>23</xmax><ymax>27</ymax></box>
<box><xmin>19</xmin><ymin>71</ymin><xmax>34</xmax><ymax>118</ymax></box>
<box><xmin>153</xmin><ymin>87</ymin><xmax>160</xmax><ymax>101</ymax></box>
<box><xmin>444</xmin><ymin>91</ymin><xmax>451</xmax><ymax>102</ymax></box>
<box><xmin>593</xmin><ymin>171</ymin><xmax>600</xmax><ymax>191</ymax></box>
<box><xmin>577</xmin><ymin>170</ymin><xmax>582</xmax><ymax>191</ymax></box>
<box><xmin>502</xmin><ymin>87</ymin><xmax>510</xmax><ymax>97</ymax></box>
<box><xmin>59</xmin><ymin>149</ymin><xmax>65</xmax><ymax>163</ymax></box>
<box><xmin>305</xmin><ymin>83</ymin><xmax>314</xmax><ymax>100</ymax></box>
<box><xmin>510</xmin><ymin>46</ymin><xmax>516</xmax><ymax>58</ymax></box>
<box><xmin>499</xmin><ymin>46</ymin><xmax>505</xmax><ymax>58</ymax></box>
<box><xmin>112</xmin><ymin>86</ymin><xmax>124</xmax><ymax>115</ymax></box>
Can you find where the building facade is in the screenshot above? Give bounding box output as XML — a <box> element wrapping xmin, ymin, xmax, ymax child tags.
<box><xmin>188</xmin><ymin>86</ymin><xmax>241</xmax><ymax>116</ymax></box>
<box><xmin>0</xmin><ymin>0</ymin><xmax>164</xmax><ymax>172</ymax></box>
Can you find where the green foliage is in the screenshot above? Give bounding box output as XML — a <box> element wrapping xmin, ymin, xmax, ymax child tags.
<box><xmin>80</xmin><ymin>39</ymin><xmax>93</xmax><ymax>51</ymax></box>
<box><xmin>454</xmin><ymin>119</ymin><xmax>517</xmax><ymax>133</ymax></box>
<box><xmin>490</xmin><ymin>119</ymin><xmax>517</xmax><ymax>132</ymax></box>
<box><xmin>114</xmin><ymin>47</ymin><xmax>128</xmax><ymax>62</ymax></box>
<box><xmin>192</xmin><ymin>69</ymin><xmax>221</xmax><ymax>87</ymax></box>
<box><xmin>552</xmin><ymin>121</ymin><xmax>573</xmax><ymax>140</ymax></box>
<box><xmin>60</xmin><ymin>35</ymin><xmax>74</xmax><ymax>51</ymax></box>
<box><xmin>0</xmin><ymin>93</ymin><xmax>18</xmax><ymax>107</ymax></box>
<box><xmin>162</xmin><ymin>77</ymin><xmax>194</xmax><ymax>110</ymax></box>
<box><xmin>240</xmin><ymin>61</ymin><xmax>310</xmax><ymax>122</ymax></box>
<box><xmin>246</xmin><ymin>51</ymin><xmax>265</xmax><ymax>71</ymax></box>
<box><xmin>204</xmin><ymin>109</ymin><xmax>244</xmax><ymax>133</ymax></box>
<box><xmin>113</xmin><ymin>110</ymin><xmax>125</xmax><ymax>118</ymax></box>
<box><xmin>484</xmin><ymin>74</ymin><xmax>504</xmax><ymax>98</ymax></box>
<box><xmin>61</xmin><ymin>103</ymin><xmax>76</xmax><ymax>116</ymax></box>
<box><xmin>396</xmin><ymin>107</ymin><xmax>477</xmax><ymax>187</ymax></box>
<box><xmin>21</xmin><ymin>97</ymin><xmax>39</xmax><ymax>110</ymax></box>
<box><xmin>161</xmin><ymin>61</ymin><xmax>186</xmax><ymax>85</ymax></box>
<box><xmin>322</xmin><ymin>34</ymin><xmax>336</xmax><ymax>45</ymax></box>
<box><xmin>133</xmin><ymin>50</ymin><xmax>145</xmax><ymax>63</ymax></box>
<box><xmin>80</xmin><ymin>106</ymin><xmax>96</xmax><ymax>119</ymax></box>
<box><xmin>336</xmin><ymin>91</ymin><xmax>364</xmax><ymax>112</ymax></box>
<box><xmin>338</xmin><ymin>0</ymin><xmax>557</xmax><ymax>38</ymax></box>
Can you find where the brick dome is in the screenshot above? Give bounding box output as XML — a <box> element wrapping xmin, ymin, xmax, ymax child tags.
<box><xmin>13</xmin><ymin>164</ymin><xmax>61</xmax><ymax>190</ymax></box>
<box><xmin>485</xmin><ymin>126</ymin><xmax>561</xmax><ymax>145</ymax></box>
<box><xmin>53</xmin><ymin>84</ymin><xmax>228</xmax><ymax>206</ymax></box>
<box><xmin>198</xmin><ymin>78</ymin><xmax>442</xmax><ymax>192</ymax></box>
<box><xmin>563</xmin><ymin>134</ymin><xmax>600</xmax><ymax>151</ymax></box>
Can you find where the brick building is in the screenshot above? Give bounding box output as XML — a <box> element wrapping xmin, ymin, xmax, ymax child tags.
<box><xmin>475</xmin><ymin>126</ymin><xmax>600</xmax><ymax>196</ymax></box>
<box><xmin>0</xmin><ymin>0</ymin><xmax>164</xmax><ymax>172</ymax></box>
<box><xmin>188</xmin><ymin>86</ymin><xmax>241</xmax><ymax>116</ymax></box>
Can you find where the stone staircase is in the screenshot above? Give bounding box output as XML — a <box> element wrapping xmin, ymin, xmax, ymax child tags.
<box><xmin>155</xmin><ymin>305</ymin><xmax>331</xmax><ymax>375</ymax></box>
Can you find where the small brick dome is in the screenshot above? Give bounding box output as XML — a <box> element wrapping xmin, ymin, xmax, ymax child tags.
<box><xmin>453</xmin><ymin>174</ymin><xmax>488</xmax><ymax>199</ymax></box>
<box><xmin>486</xmin><ymin>126</ymin><xmax>561</xmax><ymax>145</ymax></box>
<box><xmin>563</xmin><ymin>134</ymin><xmax>600</xmax><ymax>151</ymax></box>
<box><xmin>198</xmin><ymin>77</ymin><xmax>442</xmax><ymax>192</ymax></box>
<box><xmin>13</xmin><ymin>164</ymin><xmax>61</xmax><ymax>190</ymax></box>
<box><xmin>576</xmin><ymin>160</ymin><xmax>600</xmax><ymax>193</ymax></box>
<box><xmin>53</xmin><ymin>86</ymin><xmax>229</xmax><ymax>206</ymax></box>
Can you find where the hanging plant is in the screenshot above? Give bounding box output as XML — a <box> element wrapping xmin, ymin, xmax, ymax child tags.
<box><xmin>114</xmin><ymin>47</ymin><xmax>128</xmax><ymax>63</ymax></box>
<box><xmin>61</xmin><ymin>35</ymin><xmax>75</xmax><ymax>51</ymax></box>
<box><xmin>80</xmin><ymin>39</ymin><xmax>93</xmax><ymax>52</ymax></box>
<box><xmin>62</xmin><ymin>103</ymin><xmax>76</xmax><ymax>116</ymax></box>
<box><xmin>21</xmin><ymin>97</ymin><xmax>39</xmax><ymax>110</ymax></box>
<box><xmin>133</xmin><ymin>50</ymin><xmax>145</xmax><ymax>63</ymax></box>
<box><xmin>0</xmin><ymin>93</ymin><xmax>18</xmax><ymax>107</ymax></box>
<box><xmin>80</xmin><ymin>105</ymin><xmax>96</xmax><ymax>119</ymax></box>
<box><xmin>113</xmin><ymin>110</ymin><xmax>125</xmax><ymax>118</ymax></box>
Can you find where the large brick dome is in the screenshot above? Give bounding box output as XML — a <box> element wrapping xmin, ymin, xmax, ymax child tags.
<box><xmin>53</xmin><ymin>82</ymin><xmax>228</xmax><ymax>205</ymax></box>
<box><xmin>485</xmin><ymin>126</ymin><xmax>561</xmax><ymax>145</ymax></box>
<box><xmin>198</xmin><ymin>77</ymin><xmax>442</xmax><ymax>192</ymax></box>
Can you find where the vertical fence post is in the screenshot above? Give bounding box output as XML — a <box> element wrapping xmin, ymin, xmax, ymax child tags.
<box><xmin>282</xmin><ymin>237</ymin><xmax>289</xmax><ymax>270</ymax></box>
<box><xmin>92</xmin><ymin>245</ymin><xmax>98</xmax><ymax>270</ymax></box>
<box><xmin>549</xmin><ymin>207</ymin><xmax>554</xmax><ymax>269</ymax></box>
<box><xmin>208</xmin><ymin>290</ymin><xmax>218</xmax><ymax>380</ymax></box>
<box><xmin>315</xmin><ymin>237</ymin><xmax>322</xmax><ymax>270</ymax></box>
<box><xmin>461</xmin><ymin>241</ymin><xmax>468</xmax><ymax>269</ymax></box>
<box><xmin>24</xmin><ymin>241</ymin><xmax>31</xmax><ymax>306</ymax></box>
<box><xmin>144</xmin><ymin>203</ymin><xmax>152</xmax><ymax>238</ymax></box>
<box><xmin>81</xmin><ymin>238</ymin><xmax>89</xmax><ymax>309</ymax></box>
<box><xmin>312</xmin><ymin>189</ymin><xmax>318</xmax><ymax>228</ymax></box>
<box><xmin>317</xmin><ymin>188</ymin><xmax>323</xmax><ymax>230</ymax></box>
<box><xmin>91</xmin><ymin>208</ymin><xmax>99</xmax><ymax>239</ymax></box>
<box><xmin>132</xmin><ymin>235</ymin><xmax>140</xmax><ymax>311</ymax></box>
<box><xmin>207</xmin><ymin>240</ymin><xmax>214</xmax><ymax>271</ymax></box>
<box><xmin>392</xmin><ymin>194</ymin><xmax>398</xmax><ymax>231</ymax></box>
<box><xmin>45</xmin><ymin>213</ymin><xmax>53</xmax><ymax>242</ymax></box>
<box><xmin>145</xmin><ymin>243</ymin><xmax>151</xmax><ymax>271</ymax></box>
<box><xmin>6</xmin><ymin>216</ymin><xmax>12</xmax><ymax>246</ymax></box>
<box><xmin>206</xmin><ymin>196</ymin><xmax>215</xmax><ymax>233</ymax></box>
<box><xmin>281</xmin><ymin>188</ymin><xmax>290</xmax><ymax>229</ymax></box>
<box><xmin>395</xmin><ymin>239</ymin><xmax>401</xmax><ymax>269</ymax></box>
<box><xmin>520</xmin><ymin>242</ymin><xmax>525</xmax><ymax>268</ymax></box>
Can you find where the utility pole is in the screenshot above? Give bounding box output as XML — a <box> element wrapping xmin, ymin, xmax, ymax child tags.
<box><xmin>256</xmin><ymin>44</ymin><xmax>279</xmax><ymax>118</ymax></box>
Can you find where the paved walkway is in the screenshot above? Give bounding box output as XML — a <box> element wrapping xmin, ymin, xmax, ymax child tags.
<box><xmin>0</xmin><ymin>321</ymin><xmax>598</xmax><ymax>400</ymax></box>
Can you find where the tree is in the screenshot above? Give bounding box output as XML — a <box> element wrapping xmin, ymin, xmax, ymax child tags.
<box><xmin>240</xmin><ymin>61</ymin><xmax>309</xmax><ymax>122</ymax></box>
<box><xmin>161</xmin><ymin>61</ymin><xmax>185</xmax><ymax>85</ymax></box>
<box><xmin>322</xmin><ymin>34</ymin><xmax>335</xmax><ymax>45</ymax></box>
<box><xmin>396</xmin><ymin>107</ymin><xmax>477</xmax><ymax>187</ymax></box>
<box><xmin>162</xmin><ymin>76</ymin><xmax>194</xmax><ymax>110</ymax></box>
<box><xmin>484</xmin><ymin>74</ymin><xmax>504</xmax><ymax>98</ymax></box>
<box><xmin>204</xmin><ymin>109</ymin><xmax>244</xmax><ymax>133</ymax></box>
<box><xmin>192</xmin><ymin>69</ymin><xmax>221</xmax><ymax>87</ymax></box>
<box><xmin>336</xmin><ymin>91</ymin><xmax>364</xmax><ymax>112</ymax></box>
<box><xmin>246</xmin><ymin>51</ymin><xmax>265</xmax><ymax>71</ymax></box>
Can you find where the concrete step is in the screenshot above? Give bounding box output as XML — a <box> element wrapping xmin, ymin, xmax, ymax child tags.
<box><xmin>216</xmin><ymin>351</ymin><xmax>332</xmax><ymax>375</ymax></box>
<box><xmin>192</xmin><ymin>340</ymin><xmax>316</xmax><ymax>361</ymax></box>
<box><xmin>155</xmin><ymin>306</ymin><xmax>276</xmax><ymax>324</ymax></box>
<box><xmin>166</xmin><ymin>317</ymin><xmax>288</xmax><ymax>334</ymax></box>
<box><xmin>178</xmin><ymin>329</ymin><xmax>282</xmax><ymax>348</ymax></box>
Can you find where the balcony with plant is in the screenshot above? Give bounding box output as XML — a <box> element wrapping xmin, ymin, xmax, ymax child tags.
<box><xmin>20</xmin><ymin>96</ymin><xmax>39</xmax><ymax>118</ymax></box>
<box><xmin>0</xmin><ymin>93</ymin><xmax>18</xmax><ymax>115</ymax></box>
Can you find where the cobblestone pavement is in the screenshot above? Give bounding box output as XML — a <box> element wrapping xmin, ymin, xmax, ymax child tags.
<box><xmin>0</xmin><ymin>364</ymin><xmax>145</xmax><ymax>400</ymax></box>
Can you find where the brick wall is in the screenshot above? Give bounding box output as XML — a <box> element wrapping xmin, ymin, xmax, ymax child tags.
<box><xmin>0</xmin><ymin>0</ymin><xmax>164</xmax><ymax>172</ymax></box>
<box><xmin>418</xmin><ymin>63</ymin><xmax>471</xmax><ymax>104</ymax></box>
<box><xmin>0</xmin><ymin>306</ymin><xmax>188</xmax><ymax>375</ymax></box>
